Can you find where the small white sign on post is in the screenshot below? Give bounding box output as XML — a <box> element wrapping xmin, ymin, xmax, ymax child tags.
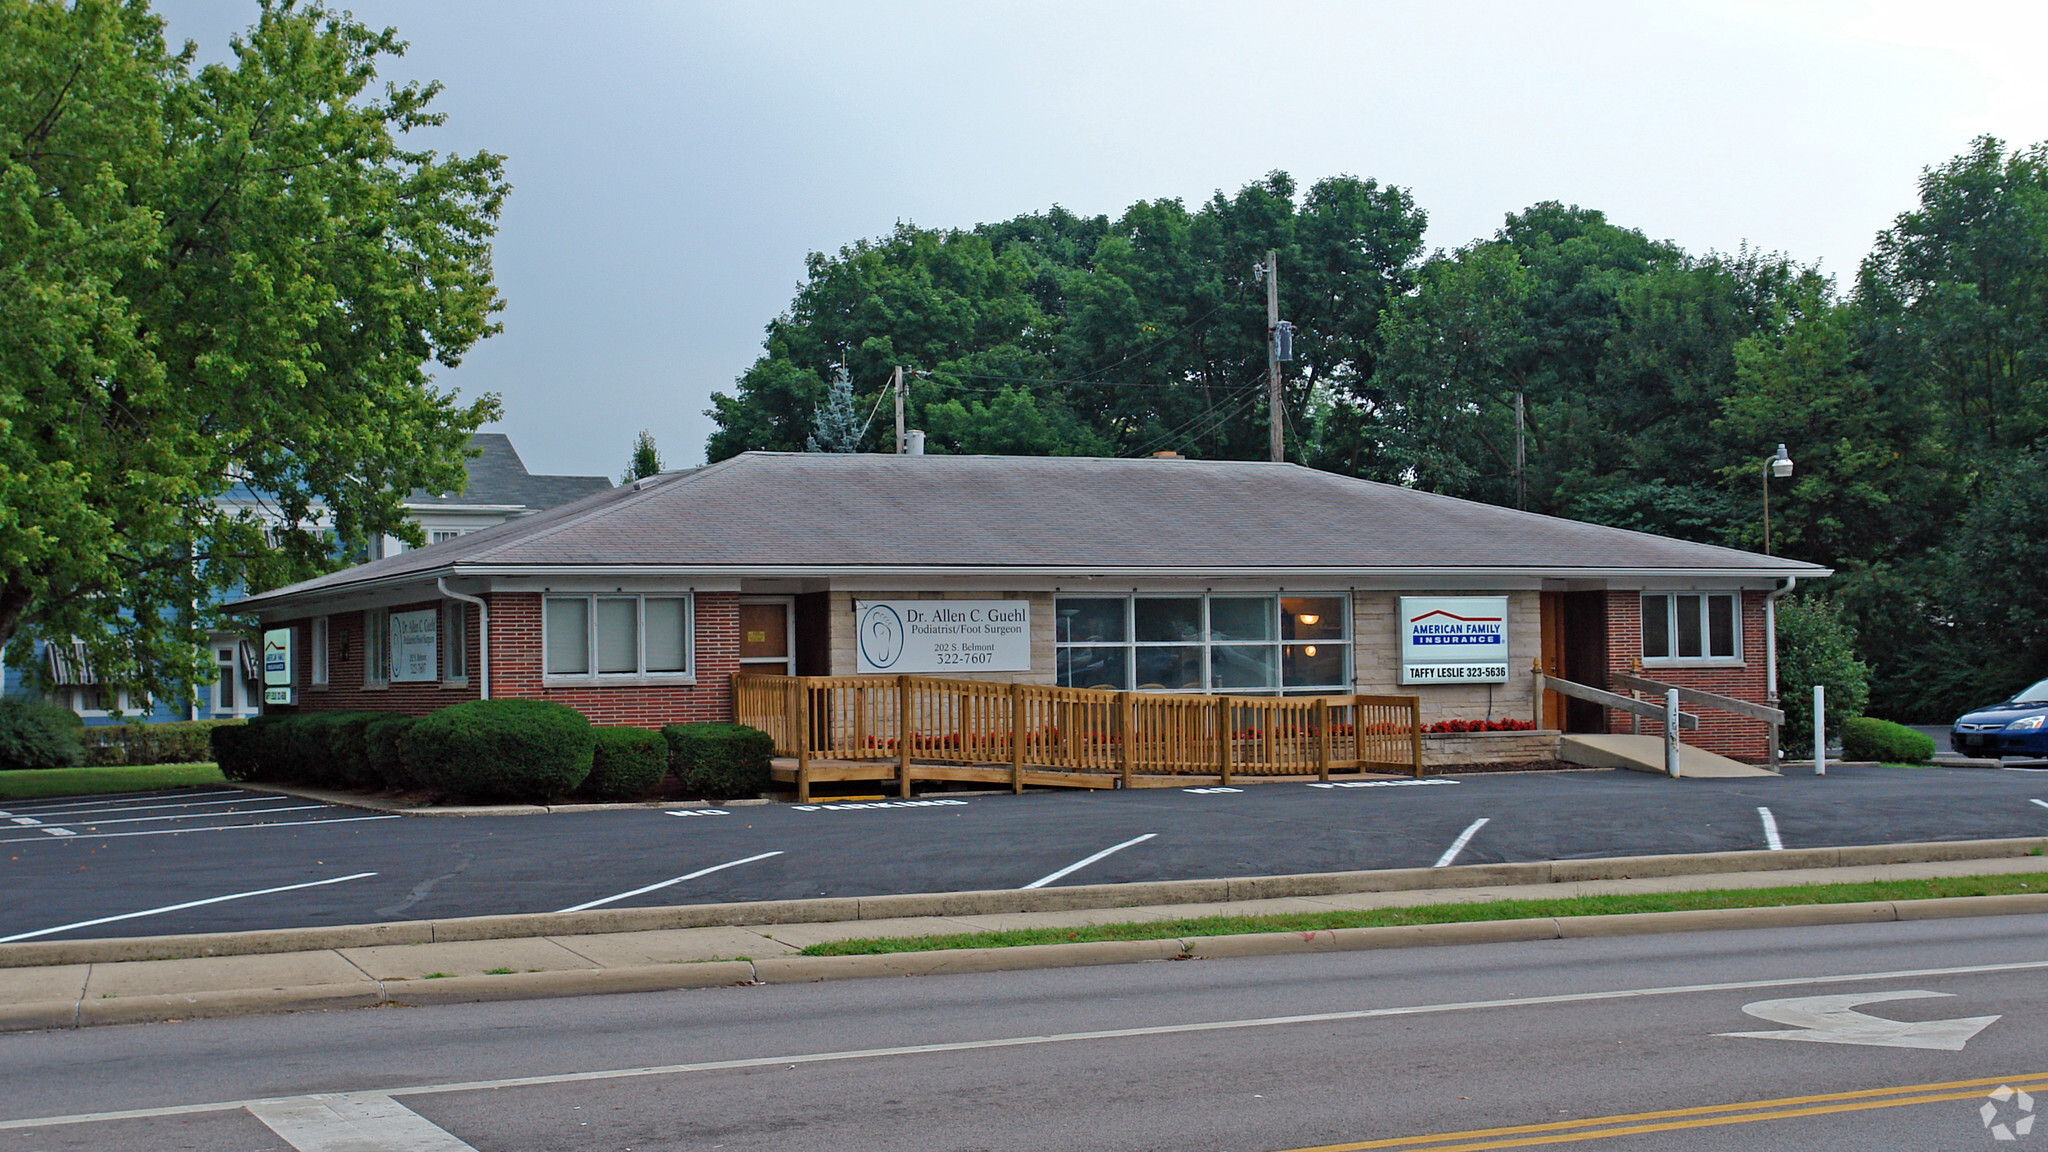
<box><xmin>261</xmin><ymin>627</ymin><xmax>293</xmax><ymax>706</ymax></box>
<box><xmin>390</xmin><ymin>609</ymin><xmax>439</xmax><ymax>683</ymax></box>
<box><xmin>1398</xmin><ymin>596</ymin><xmax>1509</xmax><ymax>685</ymax></box>
<box><xmin>854</xmin><ymin>600</ymin><xmax>1030</xmax><ymax>674</ymax></box>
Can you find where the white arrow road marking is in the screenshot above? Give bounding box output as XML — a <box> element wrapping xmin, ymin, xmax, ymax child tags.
<box><xmin>247</xmin><ymin>1093</ymin><xmax>478</xmax><ymax>1152</ymax></box>
<box><xmin>1433</xmin><ymin>818</ymin><xmax>1491</xmax><ymax>868</ymax></box>
<box><xmin>1721</xmin><ymin>990</ymin><xmax>2000</xmax><ymax>1051</ymax></box>
<box><xmin>10</xmin><ymin>958</ymin><xmax>2048</xmax><ymax>1135</ymax></box>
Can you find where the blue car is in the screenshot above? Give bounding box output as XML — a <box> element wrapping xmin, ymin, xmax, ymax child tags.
<box><xmin>1951</xmin><ymin>678</ymin><xmax>2048</xmax><ymax>758</ymax></box>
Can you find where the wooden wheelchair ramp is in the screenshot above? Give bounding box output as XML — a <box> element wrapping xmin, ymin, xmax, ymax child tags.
<box><xmin>1560</xmin><ymin>734</ymin><xmax>1778</xmax><ymax>778</ymax></box>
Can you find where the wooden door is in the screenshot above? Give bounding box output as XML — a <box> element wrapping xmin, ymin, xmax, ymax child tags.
<box><xmin>739</xmin><ymin>601</ymin><xmax>792</xmax><ymax>673</ymax></box>
<box><xmin>1539</xmin><ymin>592</ymin><xmax>1564</xmax><ymax>730</ymax></box>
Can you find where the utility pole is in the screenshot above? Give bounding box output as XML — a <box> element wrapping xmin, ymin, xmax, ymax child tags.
<box><xmin>892</xmin><ymin>365</ymin><xmax>905</xmax><ymax>455</ymax></box>
<box><xmin>1265</xmin><ymin>249</ymin><xmax>1282</xmax><ymax>463</ymax></box>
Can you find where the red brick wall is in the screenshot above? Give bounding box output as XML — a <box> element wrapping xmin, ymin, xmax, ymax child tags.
<box><xmin>488</xmin><ymin>591</ymin><xmax>738</xmax><ymax>728</ymax></box>
<box><xmin>1603</xmin><ymin>590</ymin><xmax>1772</xmax><ymax>761</ymax></box>
<box><xmin>286</xmin><ymin>592</ymin><xmax>739</xmax><ymax>728</ymax></box>
<box><xmin>290</xmin><ymin>600</ymin><xmax>483</xmax><ymax>715</ymax></box>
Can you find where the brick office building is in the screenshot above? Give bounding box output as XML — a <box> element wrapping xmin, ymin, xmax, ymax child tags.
<box><xmin>231</xmin><ymin>452</ymin><xmax>1829</xmax><ymax>761</ymax></box>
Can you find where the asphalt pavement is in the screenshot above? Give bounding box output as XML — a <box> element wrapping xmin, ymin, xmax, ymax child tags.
<box><xmin>4</xmin><ymin>763</ymin><xmax>2048</xmax><ymax>943</ymax></box>
<box><xmin>2</xmin><ymin>908</ymin><xmax>2043</xmax><ymax>1150</ymax></box>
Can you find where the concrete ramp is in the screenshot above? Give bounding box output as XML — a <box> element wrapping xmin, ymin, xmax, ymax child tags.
<box><xmin>1560</xmin><ymin>734</ymin><xmax>1778</xmax><ymax>778</ymax></box>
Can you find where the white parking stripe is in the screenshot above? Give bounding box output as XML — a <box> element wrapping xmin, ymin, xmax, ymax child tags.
<box><xmin>0</xmin><ymin>813</ymin><xmax>400</xmax><ymax>845</ymax></box>
<box><xmin>1758</xmin><ymin>806</ymin><xmax>1784</xmax><ymax>851</ymax></box>
<box><xmin>0</xmin><ymin>872</ymin><xmax>378</xmax><ymax>944</ymax></box>
<box><xmin>13</xmin><ymin>957</ymin><xmax>2048</xmax><ymax>1133</ymax></box>
<box><xmin>0</xmin><ymin>783</ymin><xmax>249</xmax><ymax>811</ymax></box>
<box><xmin>0</xmin><ymin>794</ymin><xmax>299</xmax><ymax>818</ymax></box>
<box><xmin>554</xmin><ymin>851</ymin><xmax>785</xmax><ymax>913</ymax></box>
<box><xmin>2031</xmin><ymin>799</ymin><xmax>2048</xmax><ymax>810</ymax></box>
<box><xmin>247</xmin><ymin>1093</ymin><xmax>479</xmax><ymax>1152</ymax></box>
<box><xmin>31</xmin><ymin>803</ymin><xmax>330</xmax><ymax>830</ymax></box>
<box><xmin>1022</xmin><ymin>833</ymin><xmax>1157</xmax><ymax>889</ymax></box>
<box><xmin>1432</xmin><ymin>818</ymin><xmax>1491</xmax><ymax>868</ymax></box>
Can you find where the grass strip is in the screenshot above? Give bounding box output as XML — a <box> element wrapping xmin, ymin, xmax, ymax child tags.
<box><xmin>0</xmin><ymin>763</ymin><xmax>225</xmax><ymax>800</ymax></box>
<box><xmin>799</xmin><ymin>872</ymin><xmax>2047</xmax><ymax>956</ymax></box>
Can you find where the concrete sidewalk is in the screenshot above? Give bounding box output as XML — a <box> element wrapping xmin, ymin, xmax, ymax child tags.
<box><xmin>4</xmin><ymin>839</ymin><xmax>2045</xmax><ymax>1032</ymax></box>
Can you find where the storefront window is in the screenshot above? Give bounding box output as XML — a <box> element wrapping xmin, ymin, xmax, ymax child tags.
<box><xmin>1055</xmin><ymin>594</ymin><xmax>1350</xmax><ymax>693</ymax></box>
<box><xmin>1641</xmin><ymin>593</ymin><xmax>1739</xmax><ymax>663</ymax></box>
<box><xmin>546</xmin><ymin>594</ymin><xmax>692</xmax><ymax>679</ymax></box>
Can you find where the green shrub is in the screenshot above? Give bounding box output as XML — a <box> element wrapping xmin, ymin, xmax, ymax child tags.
<box><xmin>405</xmin><ymin>699</ymin><xmax>594</xmax><ymax>801</ymax></box>
<box><xmin>1777</xmin><ymin>597</ymin><xmax>1871</xmax><ymax>752</ymax></box>
<box><xmin>213</xmin><ymin>716</ymin><xmax>280</xmax><ymax>781</ymax></box>
<box><xmin>80</xmin><ymin>719</ymin><xmax>239</xmax><ymax>766</ymax></box>
<box><xmin>0</xmin><ymin>698</ymin><xmax>85</xmax><ymax>770</ymax></box>
<box><xmin>329</xmin><ymin>713</ymin><xmax>383</xmax><ymax>788</ymax></box>
<box><xmin>1842</xmin><ymin>717</ymin><xmax>1935</xmax><ymax>763</ymax></box>
<box><xmin>364</xmin><ymin>714</ymin><xmax>420</xmax><ymax>789</ymax></box>
<box><xmin>662</xmin><ymin>723</ymin><xmax>773</xmax><ymax>799</ymax></box>
<box><xmin>584</xmin><ymin>726</ymin><xmax>670</xmax><ymax>800</ymax></box>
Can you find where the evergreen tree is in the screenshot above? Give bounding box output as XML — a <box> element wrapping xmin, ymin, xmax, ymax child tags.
<box><xmin>621</xmin><ymin>429</ymin><xmax>663</xmax><ymax>481</ymax></box>
<box><xmin>804</xmin><ymin>368</ymin><xmax>864</xmax><ymax>452</ymax></box>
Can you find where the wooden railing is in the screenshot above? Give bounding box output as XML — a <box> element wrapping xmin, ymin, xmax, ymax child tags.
<box><xmin>733</xmin><ymin>673</ymin><xmax>1422</xmax><ymax>801</ymax></box>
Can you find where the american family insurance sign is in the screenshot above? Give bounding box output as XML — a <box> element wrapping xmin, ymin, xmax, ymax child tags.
<box><xmin>1399</xmin><ymin>596</ymin><xmax>1509</xmax><ymax>684</ymax></box>
<box><xmin>855</xmin><ymin>600</ymin><xmax>1031</xmax><ymax>674</ymax></box>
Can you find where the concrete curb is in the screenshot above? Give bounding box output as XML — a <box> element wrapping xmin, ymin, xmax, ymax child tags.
<box><xmin>6</xmin><ymin>837</ymin><xmax>2044</xmax><ymax>969</ymax></box>
<box><xmin>10</xmin><ymin>893</ymin><xmax>2048</xmax><ymax>1031</ymax></box>
<box><xmin>378</xmin><ymin>961</ymin><xmax>757</xmax><ymax>1006</ymax></box>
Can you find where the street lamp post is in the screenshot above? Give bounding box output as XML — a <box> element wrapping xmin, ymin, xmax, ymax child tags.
<box><xmin>1762</xmin><ymin>443</ymin><xmax>1793</xmax><ymax>554</ymax></box>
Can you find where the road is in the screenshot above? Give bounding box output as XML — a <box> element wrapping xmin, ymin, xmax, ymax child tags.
<box><xmin>0</xmin><ymin>911</ymin><xmax>2042</xmax><ymax>1149</ymax></box>
<box><xmin>4</xmin><ymin>762</ymin><xmax>2047</xmax><ymax>943</ymax></box>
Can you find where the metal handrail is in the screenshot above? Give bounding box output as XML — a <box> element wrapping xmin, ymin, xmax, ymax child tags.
<box><xmin>1613</xmin><ymin>673</ymin><xmax>1784</xmax><ymax>726</ymax></box>
<box><xmin>1534</xmin><ymin>671</ymin><xmax>1698</xmax><ymax>729</ymax></box>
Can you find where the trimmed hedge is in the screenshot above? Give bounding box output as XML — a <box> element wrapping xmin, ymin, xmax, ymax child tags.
<box><xmin>211</xmin><ymin>717</ymin><xmax>274</xmax><ymax>782</ymax></box>
<box><xmin>1842</xmin><ymin>717</ymin><xmax>1935</xmax><ymax>763</ymax></box>
<box><xmin>663</xmin><ymin>723</ymin><xmax>773</xmax><ymax>799</ymax></box>
<box><xmin>405</xmin><ymin>699</ymin><xmax>594</xmax><ymax>802</ymax></box>
<box><xmin>0</xmin><ymin>698</ymin><xmax>85</xmax><ymax>770</ymax></box>
<box><xmin>364</xmin><ymin>714</ymin><xmax>420</xmax><ymax>790</ymax></box>
<box><xmin>584</xmin><ymin>727</ymin><xmax>670</xmax><ymax>800</ymax></box>
<box><xmin>81</xmin><ymin>719</ymin><xmax>242</xmax><ymax>766</ymax></box>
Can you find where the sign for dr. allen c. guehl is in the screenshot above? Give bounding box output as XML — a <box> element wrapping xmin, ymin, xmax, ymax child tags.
<box><xmin>1399</xmin><ymin>596</ymin><xmax>1508</xmax><ymax>684</ymax></box>
<box><xmin>855</xmin><ymin>600</ymin><xmax>1030</xmax><ymax>674</ymax></box>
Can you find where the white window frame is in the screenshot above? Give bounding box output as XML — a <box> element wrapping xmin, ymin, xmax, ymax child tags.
<box><xmin>309</xmin><ymin>617</ymin><xmax>330</xmax><ymax>688</ymax></box>
<box><xmin>542</xmin><ymin>593</ymin><xmax>694</xmax><ymax>682</ymax></box>
<box><xmin>363</xmin><ymin>608</ymin><xmax>389</xmax><ymax>687</ymax></box>
<box><xmin>1054</xmin><ymin>593</ymin><xmax>1352</xmax><ymax>695</ymax></box>
<box><xmin>442</xmin><ymin>602</ymin><xmax>469</xmax><ymax>684</ymax></box>
<box><xmin>1641</xmin><ymin>592</ymin><xmax>1743</xmax><ymax>665</ymax></box>
<box><xmin>212</xmin><ymin>645</ymin><xmax>256</xmax><ymax>716</ymax></box>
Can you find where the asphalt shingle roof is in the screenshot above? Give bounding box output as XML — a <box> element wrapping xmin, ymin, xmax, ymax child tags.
<box><xmin>407</xmin><ymin>433</ymin><xmax>612</xmax><ymax>510</ymax></box>
<box><xmin>237</xmin><ymin>452</ymin><xmax>1828</xmax><ymax>609</ymax></box>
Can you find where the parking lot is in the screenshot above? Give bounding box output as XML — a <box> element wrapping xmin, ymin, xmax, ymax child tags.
<box><xmin>2</xmin><ymin>762</ymin><xmax>2045</xmax><ymax>945</ymax></box>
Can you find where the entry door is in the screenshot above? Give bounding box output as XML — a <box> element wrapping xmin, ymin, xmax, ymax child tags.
<box><xmin>1540</xmin><ymin>592</ymin><xmax>1611</xmax><ymax>733</ymax></box>
<box><xmin>1539</xmin><ymin>593</ymin><xmax>1565</xmax><ymax>730</ymax></box>
<box><xmin>738</xmin><ymin>599</ymin><xmax>794</xmax><ymax>675</ymax></box>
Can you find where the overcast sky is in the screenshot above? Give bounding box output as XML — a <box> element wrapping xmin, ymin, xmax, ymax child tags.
<box><xmin>154</xmin><ymin>0</ymin><xmax>2048</xmax><ymax>478</ymax></box>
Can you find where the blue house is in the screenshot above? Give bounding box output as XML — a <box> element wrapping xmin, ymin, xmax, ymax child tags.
<box><xmin>2</xmin><ymin>434</ymin><xmax>609</xmax><ymax>725</ymax></box>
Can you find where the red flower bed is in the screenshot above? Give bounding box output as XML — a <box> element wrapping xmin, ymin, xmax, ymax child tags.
<box><xmin>1424</xmin><ymin>718</ymin><xmax>1537</xmax><ymax>734</ymax></box>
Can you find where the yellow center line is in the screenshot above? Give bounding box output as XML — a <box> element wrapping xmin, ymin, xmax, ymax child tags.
<box><xmin>1277</xmin><ymin>1072</ymin><xmax>2048</xmax><ymax>1152</ymax></box>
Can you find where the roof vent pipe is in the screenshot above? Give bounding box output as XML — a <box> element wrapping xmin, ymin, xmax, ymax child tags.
<box><xmin>907</xmin><ymin>430</ymin><xmax>926</xmax><ymax>456</ymax></box>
